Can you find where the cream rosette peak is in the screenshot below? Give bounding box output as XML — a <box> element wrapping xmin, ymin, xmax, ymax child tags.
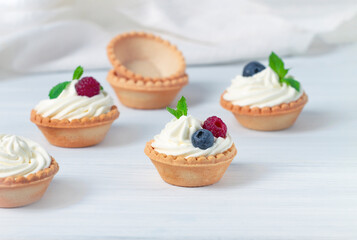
<box><xmin>151</xmin><ymin>96</ymin><xmax>233</xmax><ymax>158</ymax></box>
<box><xmin>0</xmin><ymin>134</ymin><xmax>51</xmax><ymax>178</ymax></box>
<box><xmin>34</xmin><ymin>66</ymin><xmax>114</xmax><ymax>121</ymax></box>
<box><xmin>224</xmin><ymin>52</ymin><xmax>304</xmax><ymax>108</ymax></box>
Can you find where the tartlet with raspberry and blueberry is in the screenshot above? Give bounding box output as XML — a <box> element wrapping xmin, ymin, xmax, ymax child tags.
<box><xmin>144</xmin><ymin>97</ymin><xmax>237</xmax><ymax>187</ymax></box>
<box><xmin>31</xmin><ymin>66</ymin><xmax>119</xmax><ymax>148</ymax></box>
<box><xmin>220</xmin><ymin>52</ymin><xmax>308</xmax><ymax>131</ymax></box>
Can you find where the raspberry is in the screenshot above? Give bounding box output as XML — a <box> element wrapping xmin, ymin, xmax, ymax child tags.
<box><xmin>75</xmin><ymin>77</ymin><xmax>100</xmax><ymax>97</ymax></box>
<box><xmin>202</xmin><ymin>116</ymin><xmax>227</xmax><ymax>138</ymax></box>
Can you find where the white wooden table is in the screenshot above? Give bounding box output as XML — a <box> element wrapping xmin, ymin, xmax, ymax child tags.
<box><xmin>0</xmin><ymin>44</ymin><xmax>356</xmax><ymax>239</ymax></box>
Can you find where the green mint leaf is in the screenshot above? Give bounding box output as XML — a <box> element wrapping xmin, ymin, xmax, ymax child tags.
<box><xmin>282</xmin><ymin>77</ymin><xmax>300</xmax><ymax>92</ymax></box>
<box><xmin>73</xmin><ymin>66</ymin><xmax>84</xmax><ymax>80</ymax></box>
<box><xmin>269</xmin><ymin>52</ymin><xmax>288</xmax><ymax>79</ymax></box>
<box><xmin>49</xmin><ymin>81</ymin><xmax>70</xmax><ymax>99</ymax></box>
<box><xmin>269</xmin><ymin>52</ymin><xmax>301</xmax><ymax>92</ymax></box>
<box><xmin>100</xmin><ymin>85</ymin><xmax>103</xmax><ymax>90</ymax></box>
<box><xmin>166</xmin><ymin>96</ymin><xmax>189</xmax><ymax>119</ymax></box>
<box><xmin>176</xmin><ymin>96</ymin><xmax>187</xmax><ymax>116</ymax></box>
<box><xmin>166</xmin><ymin>107</ymin><xmax>183</xmax><ymax>119</ymax></box>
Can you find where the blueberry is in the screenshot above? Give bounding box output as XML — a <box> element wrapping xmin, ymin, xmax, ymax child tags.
<box><xmin>191</xmin><ymin>129</ymin><xmax>214</xmax><ymax>150</ymax></box>
<box><xmin>242</xmin><ymin>61</ymin><xmax>266</xmax><ymax>77</ymax></box>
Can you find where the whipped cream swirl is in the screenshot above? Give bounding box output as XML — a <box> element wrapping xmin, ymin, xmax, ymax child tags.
<box><xmin>152</xmin><ymin>115</ymin><xmax>233</xmax><ymax>158</ymax></box>
<box><xmin>0</xmin><ymin>134</ymin><xmax>51</xmax><ymax>178</ymax></box>
<box><xmin>223</xmin><ymin>67</ymin><xmax>303</xmax><ymax>108</ymax></box>
<box><xmin>35</xmin><ymin>80</ymin><xmax>114</xmax><ymax>120</ymax></box>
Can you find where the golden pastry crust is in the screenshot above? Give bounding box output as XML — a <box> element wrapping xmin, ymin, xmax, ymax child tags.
<box><xmin>107</xmin><ymin>69</ymin><xmax>188</xmax><ymax>91</ymax></box>
<box><xmin>220</xmin><ymin>92</ymin><xmax>308</xmax><ymax>116</ymax></box>
<box><xmin>0</xmin><ymin>158</ymin><xmax>59</xmax><ymax>186</ymax></box>
<box><xmin>107</xmin><ymin>71</ymin><xmax>187</xmax><ymax>109</ymax></box>
<box><xmin>107</xmin><ymin>32</ymin><xmax>186</xmax><ymax>81</ymax></box>
<box><xmin>144</xmin><ymin>140</ymin><xmax>237</xmax><ymax>166</ymax></box>
<box><xmin>31</xmin><ymin>106</ymin><xmax>119</xmax><ymax>147</ymax></box>
<box><xmin>30</xmin><ymin>105</ymin><xmax>119</xmax><ymax>128</ymax></box>
<box><xmin>145</xmin><ymin>140</ymin><xmax>237</xmax><ymax>187</ymax></box>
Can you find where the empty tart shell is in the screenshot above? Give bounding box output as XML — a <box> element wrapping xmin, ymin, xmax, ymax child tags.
<box><xmin>107</xmin><ymin>69</ymin><xmax>188</xmax><ymax>109</ymax></box>
<box><xmin>220</xmin><ymin>92</ymin><xmax>308</xmax><ymax>131</ymax></box>
<box><xmin>107</xmin><ymin>32</ymin><xmax>186</xmax><ymax>81</ymax></box>
<box><xmin>30</xmin><ymin>106</ymin><xmax>119</xmax><ymax>148</ymax></box>
<box><xmin>144</xmin><ymin>140</ymin><xmax>237</xmax><ymax>187</ymax></box>
<box><xmin>0</xmin><ymin>158</ymin><xmax>59</xmax><ymax>208</ymax></box>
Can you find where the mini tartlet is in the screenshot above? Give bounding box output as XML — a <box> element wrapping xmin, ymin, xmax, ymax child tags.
<box><xmin>144</xmin><ymin>97</ymin><xmax>237</xmax><ymax>187</ymax></box>
<box><xmin>221</xmin><ymin>93</ymin><xmax>308</xmax><ymax>131</ymax></box>
<box><xmin>31</xmin><ymin>66</ymin><xmax>119</xmax><ymax>148</ymax></box>
<box><xmin>220</xmin><ymin>52</ymin><xmax>308</xmax><ymax>131</ymax></box>
<box><xmin>145</xmin><ymin>141</ymin><xmax>236</xmax><ymax>187</ymax></box>
<box><xmin>0</xmin><ymin>134</ymin><xmax>59</xmax><ymax>208</ymax></box>
<box><xmin>31</xmin><ymin>106</ymin><xmax>119</xmax><ymax>148</ymax></box>
<box><xmin>107</xmin><ymin>32</ymin><xmax>188</xmax><ymax>109</ymax></box>
<box><xmin>107</xmin><ymin>69</ymin><xmax>188</xmax><ymax>109</ymax></box>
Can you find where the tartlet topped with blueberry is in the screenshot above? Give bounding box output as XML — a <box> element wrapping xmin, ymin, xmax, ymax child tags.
<box><xmin>221</xmin><ymin>52</ymin><xmax>308</xmax><ymax>131</ymax></box>
<box><xmin>31</xmin><ymin>66</ymin><xmax>119</xmax><ymax>148</ymax></box>
<box><xmin>144</xmin><ymin>96</ymin><xmax>237</xmax><ymax>187</ymax></box>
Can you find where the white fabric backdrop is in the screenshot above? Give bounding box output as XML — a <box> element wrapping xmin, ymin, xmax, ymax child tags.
<box><xmin>0</xmin><ymin>0</ymin><xmax>357</xmax><ymax>73</ymax></box>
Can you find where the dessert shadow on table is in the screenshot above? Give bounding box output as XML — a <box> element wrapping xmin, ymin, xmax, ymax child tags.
<box><xmin>212</xmin><ymin>162</ymin><xmax>269</xmax><ymax>188</ymax></box>
<box><xmin>180</xmin><ymin>82</ymin><xmax>213</xmax><ymax>107</ymax></box>
<box><xmin>99</xmin><ymin>122</ymin><xmax>147</xmax><ymax>147</ymax></box>
<box><xmin>288</xmin><ymin>110</ymin><xmax>339</xmax><ymax>133</ymax></box>
<box><xmin>25</xmin><ymin>177</ymin><xmax>88</xmax><ymax>210</ymax></box>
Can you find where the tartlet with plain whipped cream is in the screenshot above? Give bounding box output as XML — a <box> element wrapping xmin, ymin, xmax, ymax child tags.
<box><xmin>106</xmin><ymin>32</ymin><xmax>188</xmax><ymax>109</ymax></box>
<box><xmin>144</xmin><ymin>97</ymin><xmax>237</xmax><ymax>187</ymax></box>
<box><xmin>0</xmin><ymin>134</ymin><xmax>59</xmax><ymax>208</ymax></box>
<box><xmin>31</xmin><ymin>66</ymin><xmax>119</xmax><ymax>148</ymax></box>
<box><xmin>220</xmin><ymin>52</ymin><xmax>308</xmax><ymax>131</ymax></box>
